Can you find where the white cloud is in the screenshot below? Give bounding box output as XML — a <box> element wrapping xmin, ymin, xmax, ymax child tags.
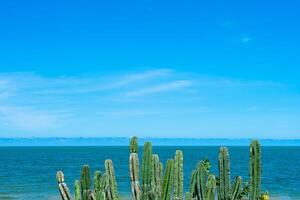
<box><xmin>125</xmin><ymin>80</ymin><xmax>192</xmax><ymax>97</ymax></box>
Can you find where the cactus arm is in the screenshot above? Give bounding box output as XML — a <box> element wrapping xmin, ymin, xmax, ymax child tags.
<box><xmin>218</xmin><ymin>147</ymin><xmax>231</xmax><ymax>200</ymax></box>
<box><xmin>206</xmin><ymin>174</ymin><xmax>216</xmax><ymax>200</ymax></box>
<box><xmin>56</xmin><ymin>171</ymin><xmax>72</xmax><ymax>200</ymax></box>
<box><xmin>174</xmin><ymin>150</ymin><xmax>184</xmax><ymax>200</ymax></box>
<box><xmin>162</xmin><ymin>159</ymin><xmax>174</xmax><ymax>200</ymax></box>
<box><xmin>130</xmin><ymin>153</ymin><xmax>141</xmax><ymax>200</ymax></box>
<box><xmin>231</xmin><ymin>176</ymin><xmax>242</xmax><ymax>200</ymax></box>
<box><xmin>74</xmin><ymin>180</ymin><xmax>82</xmax><ymax>200</ymax></box>
<box><xmin>249</xmin><ymin>140</ymin><xmax>261</xmax><ymax>200</ymax></box>
<box><xmin>152</xmin><ymin>154</ymin><xmax>162</xmax><ymax>200</ymax></box>
<box><xmin>130</xmin><ymin>136</ymin><xmax>139</xmax><ymax>153</ymax></box>
<box><xmin>105</xmin><ymin>159</ymin><xmax>119</xmax><ymax>200</ymax></box>
<box><xmin>141</xmin><ymin>141</ymin><xmax>153</xmax><ymax>199</ymax></box>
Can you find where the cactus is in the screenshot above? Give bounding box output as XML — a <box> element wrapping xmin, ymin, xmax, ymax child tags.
<box><xmin>207</xmin><ymin>174</ymin><xmax>217</xmax><ymax>200</ymax></box>
<box><xmin>80</xmin><ymin>165</ymin><xmax>91</xmax><ymax>200</ymax></box>
<box><xmin>130</xmin><ymin>136</ymin><xmax>139</xmax><ymax>153</ymax></box>
<box><xmin>218</xmin><ymin>147</ymin><xmax>231</xmax><ymax>200</ymax></box>
<box><xmin>94</xmin><ymin>171</ymin><xmax>106</xmax><ymax>200</ymax></box>
<box><xmin>105</xmin><ymin>159</ymin><xmax>119</xmax><ymax>200</ymax></box>
<box><xmin>231</xmin><ymin>176</ymin><xmax>242</xmax><ymax>200</ymax></box>
<box><xmin>152</xmin><ymin>154</ymin><xmax>162</xmax><ymax>200</ymax></box>
<box><xmin>141</xmin><ymin>142</ymin><xmax>153</xmax><ymax>199</ymax></box>
<box><xmin>174</xmin><ymin>150</ymin><xmax>183</xmax><ymax>200</ymax></box>
<box><xmin>130</xmin><ymin>152</ymin><xmax>141</xmax><ymax>200</ymax></box>
<box><xmin>249</xmin><ymin>140</ymin><xmax>261</xmax><ymax>200</ymax></box>
<box><xmin>75</xmin><ymin>180</ymin><xmax>82</xmax><ymax>200</ymax></box>
<box><xmin>57</xmin><ymin>171</ymin><xmax>72</xmax><ymax>200</ymax></box>
<box><xmin>162</xmin><ymin>159</ymin><xmax>174</xmax><ymax>200</ymax></box>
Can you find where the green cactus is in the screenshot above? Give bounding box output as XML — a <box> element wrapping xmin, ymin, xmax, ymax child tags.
<box><xmin>185</xmin><ymin>192</ymin><xmax>192</xmax><ymax>200</ymax></box>
<box><xmin>174</xmin><ymin>150</ymin><xmax>183</xmax><ymax>200</ymax></box>
<box><xmin>218</xmin><ymin>147</ymin><xmax>231</xmax><ymax>200</ymax></box>
<box><xmin>75</xmin><ymin>180</ymin><xmax>82</xmax><ymax>200</ymax></box>
<box><xmin>231</xmin><ymin>176</ymin><xmax>242</xmax><ymax>200</ymax></box>
<box><xmin>152</xmin><ymin>154</ymin><xmax>162</xmax><ymax>200</ymax></box>
<box><xmin>94</xmin><ymin>170</ymin><xmax>106</xmax><ymax>200</ymax></box>
<box><xmin>162</xmin><ymin>159</ymin><xmax>174</xmax><ymax>200</ymax></box>
<box><xmin>80</xmin><ymin>165</ymin><xmax>91</xmax><ymax>200</ymax></box>
<box><xmin>130</xmin><ymin>152</ymin><xmax>141</xmax><ymax>200</ymax></box>
<box><xmin>249</xmin><ymin>140</ymin><xmax>261</xmax><ymax>200</ymax></box>
<box><xmin>56</xmin><ymin>171</ymin><xmax>72</xmax><ymax>200</ymax></box>
<box><xmin>206</xmin><ymin>174</ymin><xmax>217</xmax><ymax>200</ymax></box>
<box><xmin>141</xmin><ymin>142</ymin><xmax>153</xmax><ymax>199</ymax></box>
<box><xmin>130</xmin><ymin>136</ymin><xmax>139</xmax><ymax>153</ymax></box>
<box><xmin>105</xmin><ymin>159</ymin><xmax>119</xmax><ymax>200</ymax></box>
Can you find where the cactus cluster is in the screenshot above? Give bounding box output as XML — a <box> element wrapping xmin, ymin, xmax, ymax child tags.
<box><xmin>57</xmin><ymin>160</ymin><xmax>119</xmax><ymax>200</ymax></box>
<box><xmin>57</xmin><ymin>138</ymin><xmax>268</xmax><ymax>200</ymax></box>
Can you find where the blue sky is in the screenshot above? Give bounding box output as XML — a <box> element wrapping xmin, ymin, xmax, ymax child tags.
<box><xmin>0</xmin><ymin>0</ymin><xmax>300</xmax><ymax>138</ymax></box>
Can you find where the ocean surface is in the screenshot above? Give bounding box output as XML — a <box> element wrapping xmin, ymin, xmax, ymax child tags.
<box><xmin>0</xmin><ymin>146</ymin><xmax>299</xmax><ymax>200</ymax></box>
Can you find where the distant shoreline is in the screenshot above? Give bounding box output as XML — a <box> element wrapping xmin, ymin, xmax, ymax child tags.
<box><xmin>0</xmin><ymin>137</ymin><xmax>300</xmax><ymax>146</ymax></box>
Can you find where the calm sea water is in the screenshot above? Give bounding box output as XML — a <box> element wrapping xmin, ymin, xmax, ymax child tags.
<box><xmin>0</xmin><ymin>146</ymin><xmax>299</xmax><ymax>200</ymax></box>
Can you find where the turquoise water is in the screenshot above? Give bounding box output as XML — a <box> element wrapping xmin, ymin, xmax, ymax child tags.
<box><xmin>0</xmin><ymin>146</ymin><xmax>299</xmax><ymax>199</ymax></box>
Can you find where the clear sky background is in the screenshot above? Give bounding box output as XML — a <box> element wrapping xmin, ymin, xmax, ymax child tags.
<box><xmin>0</xmin><ymin>0</ymin><xmax>299</xmax><ymax>138</ymax></box>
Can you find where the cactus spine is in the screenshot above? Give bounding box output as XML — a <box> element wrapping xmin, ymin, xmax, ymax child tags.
<box><xmin>56</xmin><ymin>171</ymin><xmax>72</xmax><ymax>200</ymax></box>
<box><xmin>174</xmin><ymin>150</ymin><xmax>183</xmax><ymax>200</ymax></box>
<box><xmin>129</xmin><ymin>136</ymin><xmax>141</xmax><ymax>200</ymax></box>
<box><xmin>249</xmin><ymin>140</ymin><xmax>261</xmax><ymax>200</ymax></box>
<box><xmin>162</xmin><ymin>159</ymin><xmax>174</xmax><ymax>200</ymax></box>
<box><xmin>105</xmin><ymin>159</ymin><xmax>119</xmax><ymax>200</ymax></box>
<box><xmin>218</xmin><ymin>147</ymin><xmax>231</xmax><ymax>200</ymax></box>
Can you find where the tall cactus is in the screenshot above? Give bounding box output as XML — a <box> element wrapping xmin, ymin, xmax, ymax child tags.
<box><xmin>105</xmin><ymin>159</ymin><xmax>119</xmax><ymax>200</ymax></box>
<box><xmin>162</xmin><ymin>159</ymin><xmax>174</xmax><ymax>200</ymax></box>
<box><xmin>249</xmin><ymin>140</ymin><xmax>261</xmax><ymax>200</ymax></box>
<box><xmin>94</xmin><ymin>171</ymin><xmax>106</xmax><ymax>200</ymax></box>
<box><xmin>80</xmin><ymin>165</ymin><xmax>91</xmax><ymax>200</ymax></box>
<box><xmin>141</xmin><ymin>142</ymin><xmax>153</xmax><ymax>199</ymax></box>
<box><xmin>231</xmin><ymin>176</ymin><xmax>242</xmax><ymax>200</ymax></box>
<box><xmin>130</xmin><ymin>136</ymin><xmax>139</xmax><ymax>153</ymax></box>
<box><xmin>218</xmin><ymin>147</ymin><xmax>231</xmax><ymax>200</ymax></box>
<box><xmin>74</xmin><ymin>180</ymin><xmax>82</xmax><ymax>200</ymax></box>
<box><xmin>130</xmin><ymin>152</ymin><xmax>141</xmax><ymax>200</ymax></box>
<box><xmin>206</xmin><ymin>174</ymin><xmax>217</xmax><ymax>200</ymax></box>
<box><xmin>174</xmin><ymin>150</ymin><xmax>183</xmax><ymax>200</ymax></box>
<box><xmin>152</xmin><ymin>154</ymin><xmax>162</xmax><ymax>200</ymax></box>
<box><xmin>56</xmin><ymin>171</ymin><xmax>72</xmax><ymax>200</ymax></box>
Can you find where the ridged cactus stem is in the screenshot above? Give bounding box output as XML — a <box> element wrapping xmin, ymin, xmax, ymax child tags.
<box><xmin>130</xmin><ymin>153</ymin><xmax>141</xmax><ymax>200</ymax></box>
<box><xmin>185</xmin><ymin>192</ymin><xmax>192</xmax><ymax>200</ymax></box>
<box><xmin>75</xmin><ymin>180</ymin><xmax>82</xmax><ymax>200</ymax></box>
<box><xmin>56</xmin><ymin>171</ymin><xmax>72</xmax><ymax>200</ymax></box>
<box><xmin>80</xmin><ymin>165</ymin><xmax>91</xmax><ymax>200</ymax></box>
<box><xmin>174</xmin><ymin>150</ymin><xmax>183</xmax><ymax>200</ymax></box>
<box><xmin>105</xmin><ymin>159</ymin><xmax>119</xmax><ymax>200</ymax></box>
<box><xmin>94</xmin><ymin>171</ymin><xmax>106</xmax><ymax>200</ymax></box>
<box><xmin>206</xmin><ymin>174</ymin><xmax>217</xmax><ymax>200</ymax></box>
<box><xmin>152</xmin><ymin>154</ymin><xmax>162</xmax><ymax>199</ymax></box>
<box><xmin>162</xmin><ymin>159</ymin><xmax>174</xmax><ymax>200</ymax></box>
<box><xmin>196</xmin><ymin>163</ymin><xmax>207</xmax><ymax>200</ymax></box>
<box><xmin>218</xmin><ymin>147</ymin><xmax>231</xmax><ymax>200</ymax></box>
<box><xmin>231</xmin><ymin>176</ymin><xmax>243</xmax><ymax>200</ymax></box>
<box><xmin>130</xmin><ymin>136</ymin><xmax>139</xmax><ymax>153</ymax></box>
<box><xmin>142</xmin><ymin>142</ymin><xmax>153</xmax><ymax>198</ymax></box>
<box><xmin>249</xmin><ymin>140</ymin><xmax>261</xmax><ymax>200</ymax></box>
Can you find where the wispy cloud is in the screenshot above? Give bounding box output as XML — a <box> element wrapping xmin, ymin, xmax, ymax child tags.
<box><xmin>125</xmin><ymin>80</ymin><xmax>192</xmax><ymax>97</ymax></box>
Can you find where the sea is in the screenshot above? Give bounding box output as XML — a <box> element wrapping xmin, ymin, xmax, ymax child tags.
<box><xmin>0</xmin><ymin>145</ymin><xmax>299</xmax><ymax>199</ymax></box>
